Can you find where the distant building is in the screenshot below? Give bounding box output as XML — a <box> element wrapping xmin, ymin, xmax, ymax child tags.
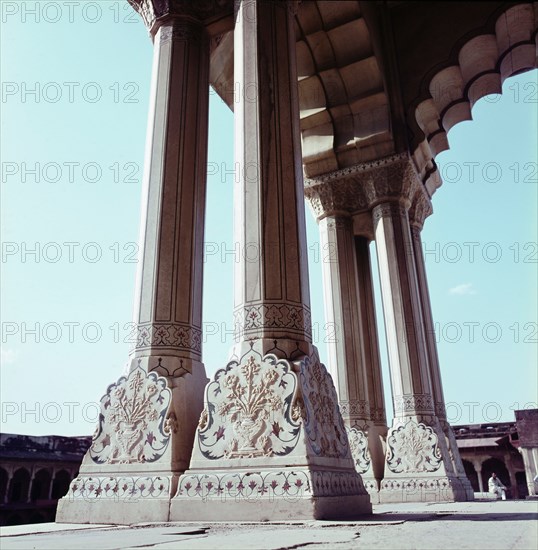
<box><xmin>1</xmin><ymin>409</ymin><xmax>536</xmax><ymax>525</ymax></box>
<box><xmin>454</xmin><ymin>409</ymin><xmax>538</xmax><ymax>499</ymax></box>
<box><xmin>0</xmin><ymin>433</ymin><xmax>91</xmax><ymax>526</ymax></box>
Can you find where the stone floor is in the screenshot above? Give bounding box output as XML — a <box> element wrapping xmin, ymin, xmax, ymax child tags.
<box><xmin>1</xmin><ymin>500</ymin><xmax>537</xmax><ymax>549</ymax></box>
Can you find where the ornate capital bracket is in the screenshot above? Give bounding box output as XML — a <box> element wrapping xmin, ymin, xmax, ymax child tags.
<box><xmin>304</xmin><ymin>153</ymin><xmax>424</xmax><ymax>222</ymax></box>
<box><xmin>128</xmin><ymin>0</ymin><xmax>234</xmax><ymax>37</ymax></box>
<box><xmin>408</xmin><ymin>188</ymin><xmax>433</xmax><ymax>231</ymax></box>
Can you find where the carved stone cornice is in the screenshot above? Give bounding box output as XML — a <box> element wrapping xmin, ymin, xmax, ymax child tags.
<box><xmin>304</xmin><ymin>153</ymin><xmax>424</xmax><ymax>221</ymax></box>
<box><xmin>128</xmin><ymin>0</ymin><xmax>234</xmax><ymax>36</ymax></box>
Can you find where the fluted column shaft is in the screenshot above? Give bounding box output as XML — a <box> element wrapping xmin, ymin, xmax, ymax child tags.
<box><xmin>354</xmin><ymin>236</ymin><xmax>387</xmax><ymax>429</ymax></box>
<box><xmin>319</xmin><ymin>217</ymin><xmax>369</xmax><ymax>420</ymax></box>
<box><xmin>318</xmin><ymin>217</ymin><xmax>387</xmax><ymax>424</ymax></box>
<box><xmin>373</xmin><ymin>201</ymin><xmax>434</xmax><ymax>418</ymax></box>
<box><xmin>130</xmin><ymin>19</ymin><xmax>210</xmax><ymax>377</ymax></box>
<box><xmin>233</xmin><ymin>0</ymin><xmax>312</xmax><ymax>352</ymax></box>
<box><xmin>409</xmin><ymin>223</ymin><xmax>447</xmax><ymax>420</ymax></box>
<box><xmin>318</xmin><ymin>215</ymin><xmax>387</xmax><ymax>488</ymax></box>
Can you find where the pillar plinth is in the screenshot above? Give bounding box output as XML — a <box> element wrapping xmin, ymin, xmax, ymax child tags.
<box><xmin>57</xmin><ymin>17</ymin><xmax>210</xmax><ymax>524</ymax></box>
<box><xmin>171</xmin><ymin>0</ymin><xmax>371</xmax><ymax>520</ymax></box>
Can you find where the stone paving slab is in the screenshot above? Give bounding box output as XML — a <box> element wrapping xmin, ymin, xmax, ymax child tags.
<box><xmin>1</xmin><ymin>501</ymin><xmax>536</xmax><ymax>550</ymax></box>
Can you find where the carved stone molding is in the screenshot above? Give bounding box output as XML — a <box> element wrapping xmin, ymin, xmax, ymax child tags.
<box><xmin>324</xmin><ymin>216</ymin><xmax>353</xmax><ymax>231</ymax></box>
<box><xmin>159</xmin><ymin>19</ymin><xmax>206</xmax><ymax>44</ymax></box>
<box><xmin>386</xmin><ymin>419</ymin><xmax>442</xmax><ymax>474</ymax></box>
<box><xmin>66</xmin><ymin>475</ymin><xmax>171</xmax><ymax>501</ymax></box>
<box><xmin>371</xmin><ymin>201</ymin><xmax>409</xmax><ymax>224</ymax></box>
<box><xmin>89</xmin><ymin>366</ymin><xmax>172</xmax><ymax>465</ymax></box>
<box><xmin>304</xmin><ymin>154</ymin><xmax>423</xmax><ymax>221</ymax></box>
<box><xmin>233</xmin><ymin>302</ymin><xmax>312</xmax><ymax>340</ymax></box>
<box><xmin>393</xmin><ymin>393</ymin><xmax>434</xmax><ymax>415</ymax></box>
<box><xmin>339</xmin><ymin>400</ymin><xmax>370</xmax><ymax>419</ymax></box>
<box><xmin>134</xmin><ymin>322</ymin><xmax>202</xmax><ymax>355</ymax></box>
<box><xmin>177</xmin><ymin>468</ymin><xmax>364</xmax><ymax>501</ymax></box>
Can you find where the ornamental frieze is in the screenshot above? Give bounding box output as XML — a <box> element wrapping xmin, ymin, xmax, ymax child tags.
<box><xmin>304</xmin><ymin>153</ymin><xmax>430</xmax><ymax>221</ymax></box>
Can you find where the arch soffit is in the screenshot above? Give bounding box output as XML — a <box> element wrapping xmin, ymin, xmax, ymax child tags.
<box><xmin>412</xmin><ymin>3</ymin><xmax>538</xmax><ymax>196</ymax></box>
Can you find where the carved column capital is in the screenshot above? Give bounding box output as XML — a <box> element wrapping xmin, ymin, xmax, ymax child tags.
<box><xmin>157</xmin><ymin>18</ymin><xmax>207</xmax><ymax>44</ymax></box>
<box><xmin>371</xmin><ymin>201</ymin><xmax>408</xmax><ymax>224</ymax></box>
<box><xmin>128</xmin><ymin>0</ymin><xmax>234</xmax><ymax>37</ymax></box>
<box><xmin>408</xmin><ymin>188</ymin><xmax>433</xmax><ymax>231</ymax></box>
<box><xmin>304</xmin><ymin>153</ymin><xmax>423</xmax><ymax>222</ymax></box>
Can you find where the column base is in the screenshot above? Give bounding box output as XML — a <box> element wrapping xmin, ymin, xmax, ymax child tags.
<box><xmin>346</xmin><ymin>426</ymin><xmax>384</xmax><ymax>504</ymax></box>
<box><xmin>171</xmin><ymin>344</ymin><xmax>372</xmax><ymax>520</ymax></box>
<box><xmin>172</xmin><ymin>467</ymin><xmax>371</xmax><ymax>521</ymax></box>
<box><xmin>378</xmin><ymin>416</ymin><xmax>473</xmax><ymax>503</ymax></box>
<box><xmin>440</xmin><ymin>420</ymin><xmax>475</xmax><ymax>500</ymax></box>
<box><xmin>379</xmin><ymin>475</ymin><xmax>471</xmax><ymax>503</ymax></box>
<box><xmin>56</xmin><ymin>474</ymin><xmax>178</xmax><ymax>524</ymax></box>
<box><xmin>56</xmin><ymin>361</ymin><xmax>207</xmax><ymax>524</ymax></box>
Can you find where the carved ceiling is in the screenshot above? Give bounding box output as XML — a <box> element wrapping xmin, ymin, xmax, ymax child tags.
<box><xmin>130</xmin><ymin>1</ymin><xmax>538</xmax><ymax>200</ymax></box>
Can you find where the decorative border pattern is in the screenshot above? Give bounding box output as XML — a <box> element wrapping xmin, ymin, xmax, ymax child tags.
<box><xmin>393</xmin><ymin>394</ymin><xmax>434</xmax><ymax>414</ymax></box>
<box><xmin>380</xmin><ymin>476</ymin><xmax>456</xmax><ymax>499</ymax></box>
<box><xmin>340</xmin><ymin>400</ymin><xmax>370</xmax><ymax>418</ymax></box>
<box><xmin>177</xmin><ymin>471</ymin><xmax>311</xmax><ymax>502</ymax></box>
<box><xmin>176</xmin><ymin>469</ymin><xmax>364</xmax><ymax>501</ymax></box>
<box><xmin>134</xmin><ymin>322</ymin><xmax>202</xmax><ymax>354</ymax></box>
<box><xmin>66</xmin><ymin>475</ymin><xmax>171</xmax><ymax>501</ymax></box>
<box><xmin>233</xmin><ymin>303</ymin><xmax>312</xmax><ymax>339</ymax></box>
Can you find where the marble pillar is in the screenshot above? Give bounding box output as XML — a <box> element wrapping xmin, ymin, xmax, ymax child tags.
<box><xmin>473</xmin><ymin>460</ymin><xmax>485</xmax><ymax>494</ymax></box>
<box><xmin>520</xmin><ymin>447</ymin><xmax>538</xmax><ymax>496</ymax></box>
<box><xmin>172</xmin><ymin>0</ymin><xmax>371</xmax><ymax>520</ymax></box>
<box><xmin>373</xmin><ymin>200</ymin><xmax>470</xmax><ymax>502</ymax></box>
<box><xmin>57</xmin><ymin>17</ymin><xmax>210</xmax><ymax>524</ymax></box>
<box><xmin>318</xmin><ymin>216</ymin><xmax>387</xmax><ymax>500</ymax></box>
<box><xmin>409</xmin><ymin>212</ymin><xmax>474</xmax><ymax>500</ymax></box>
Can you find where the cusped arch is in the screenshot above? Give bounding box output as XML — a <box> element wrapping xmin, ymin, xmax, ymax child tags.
<box><xmin>481</xmin><ymin>456</ymin><xmax>511</xmax><ymax>494</ymax></box>
<box><xmin>30</xmin><ymin>468</ymin><xmax>52</xmax><ymax>501</ymax></box>
<box><xmin>9</xmin><ymin>467</ymin><xmax>31</xmax><ymax>503</ymax></box>
<box><xmin>414</xmin><ymin>3</ymin><xmax>537</xmax><ymax>195</ymax></box>
<box><xmin>461</xmin><ymin>459</ymin><xmax>480</xmax><ymax>492</ymax></box>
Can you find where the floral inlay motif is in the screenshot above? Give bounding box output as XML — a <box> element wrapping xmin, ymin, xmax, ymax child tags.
<box><xmin>300</xmin><ymin>356</ymin><xmax>349</xmax><ymax>458</ymax></box>
<box><xmin>197</xmin><ymin>353</ymin><xmax>300</xmax><ymax>459</ymax></box>
<box><xmin>89</xmin><ymin>365</ymin><xmax>172</xmax><ymax>464</ymax></box>
<box><xmin>386</xmin><ymin>419</ymin><xmax>442</xmax><ymax>473</ymax></box>
<box><xmin>347</xmin><ymin>428</ymin><xmax>371</xmax><ymax>474</ymax></box>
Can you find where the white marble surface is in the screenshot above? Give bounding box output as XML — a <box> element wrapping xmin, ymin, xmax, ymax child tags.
<box><xmin>2</xmin><ymin>501</ymin><xmax>537</xmax><ymax>550</ymax></box>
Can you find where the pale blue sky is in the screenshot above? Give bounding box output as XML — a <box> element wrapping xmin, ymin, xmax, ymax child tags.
<box><xmin>1</xmin><ymin>2</ymin><xmax>537</xmax><ymax>435</ymax></box>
